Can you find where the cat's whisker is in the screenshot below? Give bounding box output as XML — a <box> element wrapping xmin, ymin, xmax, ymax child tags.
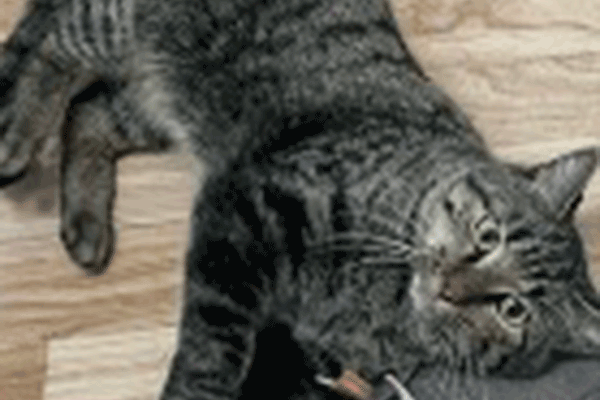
<box><xmin>307</xmin><ymin>239</ymin><xmax>417</xmax><ymax>263</ymax></box>
<box><xmin>320</xmin><ymin>231</ymin><xmax>414</xmax><ymax>247</ymax></box>
<box><xmin>359</xmin><ymin>257</ymin><xmax>411</xmax><ymax>267</ymax></box>
<box><xmin>477</xmin><ymin>353</ymin><xmax>488</xmax><ymax>378</ymax></box>
<box><xmin>450</xmin><ymin>367</ymin><xmax>461</xmax><ymax>400</ymax></box>
<box><xmin>439</xmin><ymin>366</ymin><xmax>454</xmax><ymax>396</ymax></box>
<box><xmin>464</xmin><ymin>354</ymin><xmax>478</xmax><ymax>393</ymax></box>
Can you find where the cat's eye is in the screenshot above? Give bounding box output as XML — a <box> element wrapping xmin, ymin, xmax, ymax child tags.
<box><xmin>472</xmin><ymin>215</ymin><xmax>501</xmax><ymax>254</ymax></box>
<box><xmin>496</xmin><ymin>296</ymin><xmax>530</xmax><ymax>325</ymax></box>
<box><xmin>506</xmin><ymin>228</ymin><xmax>534</xmax><ymax>243</ymax></box>
<box><xmin>480</xmin><ymin>229</ymin><xmax>500</xmax><ymax>244</ymax></box>
<box><xmin>528</xmin><ymin>286</ymin><xmax>546</xmax><ymax>297</ymax></box>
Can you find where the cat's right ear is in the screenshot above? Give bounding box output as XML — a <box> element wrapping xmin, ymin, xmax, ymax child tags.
<box><xmin>528</xmin><ymin>148</ymin><xmax>599</xmax><ymax>220</ymax></box>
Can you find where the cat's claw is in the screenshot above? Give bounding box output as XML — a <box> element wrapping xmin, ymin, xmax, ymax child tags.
<box><xmin>61</xmin><ymin>211</ymin><xmax>116</xmax><ymax>276</ymax></box>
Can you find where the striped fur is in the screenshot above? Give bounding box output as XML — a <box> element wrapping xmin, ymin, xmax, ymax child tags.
<box><xmin>1</xmin><ymin>1</ymin><xmax>600</xmax><ymax>399</ymax></box>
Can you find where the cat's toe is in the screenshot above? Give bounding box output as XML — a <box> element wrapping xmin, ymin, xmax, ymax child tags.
<box><xmin>61</xmin><ymin>210</ymin><xmax>115</xmax><ymax>275</ymax></box>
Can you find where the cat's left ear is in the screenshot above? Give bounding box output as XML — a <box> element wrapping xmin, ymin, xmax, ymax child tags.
<box><xmin>530</xmin><ymin>148</ymin><xmax>599</xmax><ymax>219</ymax></box>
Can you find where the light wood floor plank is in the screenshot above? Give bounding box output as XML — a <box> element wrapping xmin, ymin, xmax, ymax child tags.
<box><xmin>0</xmin><ymin>335</ymin><xmax>47</xmax><ymax>400</ymax></box>
<box><xmin>45</xmin><ymin>327</ymin><xmax>177</xmax><ymax>400</ymax></box>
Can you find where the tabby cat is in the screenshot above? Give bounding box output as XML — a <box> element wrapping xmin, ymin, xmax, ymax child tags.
<box><xmin>1</xmin><ymin>0</ymin><xmax>600</xmax><ymax>399</ymax></box>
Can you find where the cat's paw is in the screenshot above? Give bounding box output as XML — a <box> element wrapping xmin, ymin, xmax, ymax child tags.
<box><xmin>60</xmin><ymin>95</ymin><xmax>122</xmax><ymax>276</ymax></box>
<box><xmin>0</xmin><ymin>55</ymin><xmax>75</xmax><ymax>184</ymax></box>
<box><xmin>59</xmin><ymin>145</ymin><xmax>119</xmax><ymax>276</ymax></box>
<box><xmin>60</xmin><ymin>209</ymin><xmax>116</xmax><ymax>275</ymax></box>
<box><xmin>0</xmin><ymin>89</ymin><xmax>35</xmax><ymax>181</ymax></box>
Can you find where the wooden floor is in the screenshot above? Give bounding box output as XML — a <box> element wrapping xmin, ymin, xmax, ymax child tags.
<box><xmin>1</xmin><ymin>0</ymin><xmax>599</xmax><ymax>399</ymax></box>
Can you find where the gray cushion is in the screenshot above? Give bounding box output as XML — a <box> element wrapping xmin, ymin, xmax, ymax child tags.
<box><xmin>406</xmin><ymin>360</ymin><xmax>600</xmax><ymax>400</ymax></box>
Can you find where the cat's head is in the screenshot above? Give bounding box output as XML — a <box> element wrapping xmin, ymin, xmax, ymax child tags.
<box><xmin>409</xmin><ymin>147</ymin><xmax>600</xmax><ymax>377</ymax></box>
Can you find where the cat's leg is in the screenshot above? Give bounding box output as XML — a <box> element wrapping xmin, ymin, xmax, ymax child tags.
<box><xmin>0</xmin><ymin>0</ymin><xmax>181</xmax><ymax>273</ymax></box>
<box><xmin>60</xmin><ymin>92</ymin><xmax>118</xmax><ymax>274</ymax></box>
<box><xmin>58</xmin><ymin>72</ymin><xmax>194</xmax><ymax>275</ymax></box>
<box><xmin>0</xmin><ymin>43</ymin><xmax>94</xmax><ymax>180</ymax></box>
<box><xmin>159</xmin><ymin>190</ymin><xmax>276</xmax><ymax>400</ymax></box>
<box><xmin>0</xmin><ymin>0</ymin><xmax>202</xmax><ymax>181</ymax></box>
<box><xmin>0</xmin><ymin>0</ymin><xmax>107</xmax><ymax>177</ymax></box>
<box><xmin>60</xmin><ymin>85</ymin><xmax>154</xmax><ymax>274</ymax></box>
<box><xmin>0</xmin><ymin>0</ymin><xmax>140</xmax><ymax>180</ymax></box>
<box><xmin>0</xmin><ymin>51</ymin><xmax>178</xmax><ymax>274</ymax></box>
<box><xmin>160</xmin><ymin>285</ymin><xmax>259</xmax><ymax>400</ymax></box>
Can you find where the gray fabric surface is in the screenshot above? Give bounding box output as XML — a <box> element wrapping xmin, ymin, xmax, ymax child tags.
<box><xmin>407</xmin><ymin>360</ymin><xmax>600</xmax><ymax>400</ymax></box>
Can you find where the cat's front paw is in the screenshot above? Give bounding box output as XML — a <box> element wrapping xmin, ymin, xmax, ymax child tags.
<box><xmin>0</xmin><ymin>95</ymin><xmax>35</xmax><ymax>181</ymax></box>
<box><xmin>0</xmin><ymin>55</ymin><xmax>75</xmax><ymax>185</ymax></box>
<box><xmin>61</xmin><ymin>209</ymin><xmax>116</xmax><ymax>275</ymax></box>
<box><xmin>57</xmin><ymin>85</ymin><xmax>136</xmax><ymax>275</ymax></box>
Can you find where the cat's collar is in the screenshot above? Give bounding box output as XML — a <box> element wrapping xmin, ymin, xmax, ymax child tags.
<box><xmin>315</xmin><ymin>370</ymin><xmax>416</xmax><ymax>400</ymax></box>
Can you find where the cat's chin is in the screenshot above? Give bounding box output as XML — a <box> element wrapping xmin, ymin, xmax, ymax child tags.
<box><xmin>408</xmin><ymin>272</ymin><xmax>457</xmax><ymax>314</ymax></box>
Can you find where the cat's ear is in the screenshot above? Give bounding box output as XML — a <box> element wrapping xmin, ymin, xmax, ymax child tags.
<box><xmin>559</xmin><ymin>291</ymin><xmax>600</xmax><ymax>356</ymax></box>
<box><xmin>530</xmin><ymin>148</ymin><xmax>599</xmax><ymax>219</ymax></box>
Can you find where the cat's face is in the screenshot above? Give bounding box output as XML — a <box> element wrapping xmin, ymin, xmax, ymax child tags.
<box><xmin>408</xmin><ymin>148</ymin><xmax>600</xmax><ymax>377</ymax></box>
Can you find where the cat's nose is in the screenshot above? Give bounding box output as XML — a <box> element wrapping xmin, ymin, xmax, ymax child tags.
<box><xmin>439</xmin><ymin>279</ymin><xmax>467</xmax><ymax>304</ymax></box>
<box><xmin>438</xmin><ymin>267</ymin><xmax>487</xmax><ymax>304</ymax></box>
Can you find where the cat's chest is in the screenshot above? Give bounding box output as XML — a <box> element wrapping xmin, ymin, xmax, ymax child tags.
<box><xmin>265</xmin><ymin>130</ymin><xmax>437</xmax><ymax>232</ymax></box>
<box><xmin>274</xmin><ymin>255</ymin><xmax>411</xmax><ymax>376</ymax></box>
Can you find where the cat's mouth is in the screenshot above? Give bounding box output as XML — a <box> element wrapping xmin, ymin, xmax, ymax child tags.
<box><xmin>409</xmin><ymin>269</ymin><xmax>509</xmax><ymax>313</ymax></box>
<box><xmin>438</xmin><ymin>290</ymin><xmax>508</xmax><ymax>307</ymax></box>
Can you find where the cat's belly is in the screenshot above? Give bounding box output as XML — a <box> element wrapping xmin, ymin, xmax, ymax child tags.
<box><xmin>285</xmin><ymin>292</ymin><xmax>409</xmax><ymax>383</ymax></box>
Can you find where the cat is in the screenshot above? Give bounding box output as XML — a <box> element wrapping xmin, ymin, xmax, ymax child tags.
<box><xmin>1</xmin><ymin>0</ymin><xmax>600</xmax><ymax>399</ymax></box>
